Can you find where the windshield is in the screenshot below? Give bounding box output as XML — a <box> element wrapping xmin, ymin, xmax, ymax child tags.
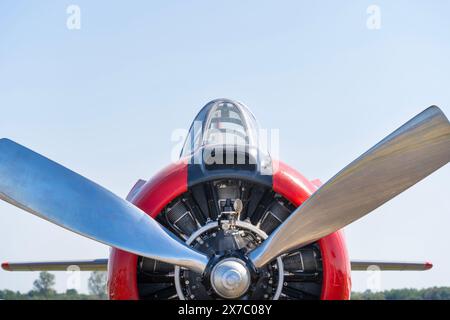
<box><xmin>181</xmin><ymin>99</ymin><xmax>261</xmax><ymax>158</ymax></box>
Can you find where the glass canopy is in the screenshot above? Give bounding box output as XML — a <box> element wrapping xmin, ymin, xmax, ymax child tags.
<box><xmin>181</xmin><ymin>99</ymin><xmax>261</xmax><ymax>158</ymax></box>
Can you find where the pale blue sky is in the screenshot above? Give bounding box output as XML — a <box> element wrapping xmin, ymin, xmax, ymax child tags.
<box><xmin>0</xmin><ymin>1</ymin><xmax>449</xmax><ymax>294</ymax></box>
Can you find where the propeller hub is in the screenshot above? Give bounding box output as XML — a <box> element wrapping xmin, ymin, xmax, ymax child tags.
<box><xmin>210</xmin><ymin>258</ymin><xmax>250</xmax><ymax>299</ymax></box>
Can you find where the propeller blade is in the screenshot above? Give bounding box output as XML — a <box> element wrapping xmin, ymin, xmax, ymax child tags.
<box><xmin>250</xmin><ymin>106</ymin><xmax>450</xmax><ymax>268</ymax></box>
<box><xmin>0</xmin><ymin>139</ymin><xmax>208</xmax><ymax>273</ymax></box>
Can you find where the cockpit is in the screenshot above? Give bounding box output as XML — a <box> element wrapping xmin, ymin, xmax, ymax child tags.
<box><xmin>180</xmin><ymin>99</ymin><xmax>273</xmax><ymax>181</ymax></box>
<box><xmin>181</xmin><ymin>99</ymin><xmax>261</xmax><ymax>157</ymax></box>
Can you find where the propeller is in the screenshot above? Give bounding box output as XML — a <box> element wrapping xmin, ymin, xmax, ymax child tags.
<box><xmin>249</xmin><ymin>106</ymin><xmax>450</xmax><ymax>268</ymax></box>
<box><xmin>0</xmin><ymin>139</ymin><xmax>208</xmax><ymax>273</ymax></box>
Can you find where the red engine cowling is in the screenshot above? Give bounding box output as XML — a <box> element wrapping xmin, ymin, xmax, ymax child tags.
<box><xmin>107</xmin><ymin>160</ymin><xmax>351</xmax><ymax>300</ymax></box>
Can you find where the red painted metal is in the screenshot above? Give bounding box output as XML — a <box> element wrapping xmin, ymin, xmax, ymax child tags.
<box><xmin>107</xmin><ymin>160</ymin><xmax>188</xmax><ymax>300</ymax></box>
<box><xmin>273</xmin><ymin>160</ymin><xmax>352</xmax><ymax>300</ymax></box>
<box><xmin>425</xmin><ymin>262</ymin><xmax>433</xmax><ymax>270</ymax></box>
<box><xmin>319</xmin><ymin>231</ymin><xmax>352</xmax><ymax>300</ymax></box>
<box><xmin>107</xmin><ymin>249</ymin><xmax>139</xmax><ymax>300</ymax></box>
<box><xmin>272</xmin><ymin>160</ymin><xmax>317</xmax><ymax>205</ymax></box>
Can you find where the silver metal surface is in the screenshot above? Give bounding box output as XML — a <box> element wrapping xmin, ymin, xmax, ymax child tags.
<box><xmin>211</xmin><ymin>258</ymin><xmax>251</xmax><ymax>299</ymax></box>
<box><xmin>0</xmin><ymin>139</ymin><xmax>209</xmax><ymax>273</ymax></box>
<box><xmin>2</xmin><ymin>259</ymin><xmax>108</xmax><ymax>271</ymax></box>
<box><xmin>175</xmin><ymin>220</ymin><xmax>284</xmax><ymax>300</ymax></box>
<box><xmin>250</xmin><ymin>106</ymin><xmax>450</xmax><ymax>268</ymax></box>
<box><xmin>351</xmin><ymin>260</ymin><xmax>432</xmax><ymax>271</ymax></box>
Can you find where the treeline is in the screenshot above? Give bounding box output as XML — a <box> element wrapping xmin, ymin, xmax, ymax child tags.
<box><xmin>3</xmin><ymin>287</ymin><xmax>450</xmax><ymax>300</ymax></box>
<box><xmin>2</xmin><ymin>271</ymin><xmax>450</xmax><ymax>300</ymax></box>
<box><xmin>0</xmin><ymin>289</ymin><xmax>99</xmax><ymax>300</ymax></box>
<box><xmin>351</xmin><ymin>287</ymin><xmax>450</xmax><ymax>300</ymax></box>
<box><xmin>0</xmin><ymin>271</ymin><xmax>107</xmax><ymax>300</ymax></box>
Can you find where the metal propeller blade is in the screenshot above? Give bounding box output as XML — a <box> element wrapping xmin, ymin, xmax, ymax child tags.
<box><xmin>0</xmin><ymin>139</ymin><xmax>208</xmax><ymax>273</ymax></box>
<box><xmin>250</xmin><ymin>106</ymin><xmax>450</xmax><ymax>268</ymax></box>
